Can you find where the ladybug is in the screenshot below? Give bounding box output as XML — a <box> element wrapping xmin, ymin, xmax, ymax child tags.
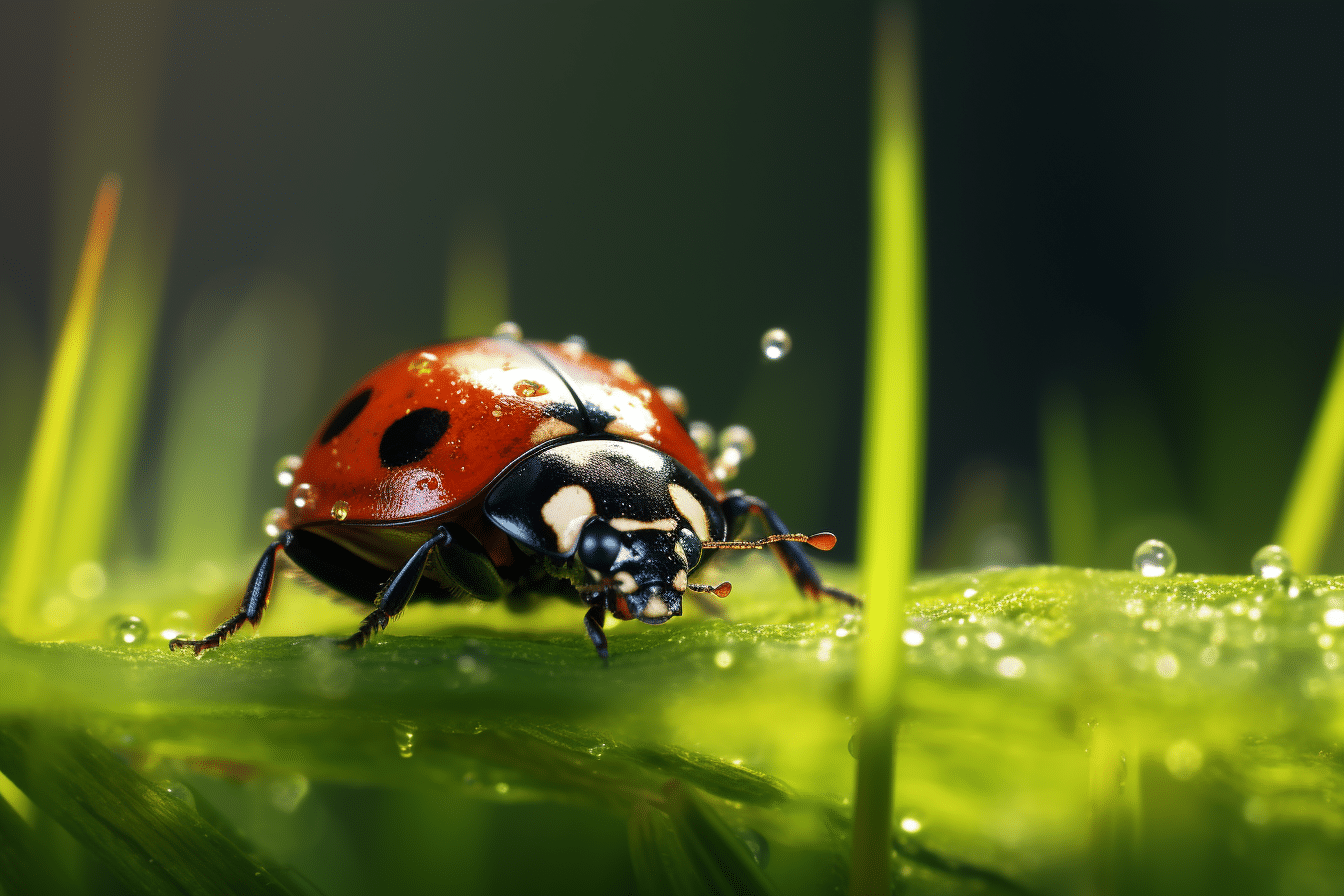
<box><xmin>170</xmin><ymin>331</ymin><xmax>856</xmax><ymax>661</ymax></box>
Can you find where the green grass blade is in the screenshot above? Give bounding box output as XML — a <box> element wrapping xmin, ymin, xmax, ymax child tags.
<box><xmin>1</xmin><ymin>176</ymin><xmax>119</xmax><ymax>638</ymax></box>
<box><xmin>851</xmin><ymin>3</ymin><xmax>925</xmax><ymax>894</ymax></box>
<box><xmin>1042</xmin><ymin>384</ymin><xmax>1097</xmax><ymax>566</ymax></box>
<box><xmin>0</xmin><ymin>721</ymin><xmax>304</xmax><ymax>896</ymax></box>
<box><xmin>1277</xmin><ymin>324</ymin><xmax>1344</xmax><ymax>572</ymax></box>
<box><xmin>442</xmin><ymin>208</ymin><xmax>510</xmax><ymax>339</ymax></box>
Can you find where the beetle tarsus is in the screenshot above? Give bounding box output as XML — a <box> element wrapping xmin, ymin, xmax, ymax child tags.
<box><xmin>583</xmin><ymin>603</ymin><xmax>610</xmax><ymax>664</ymax></box>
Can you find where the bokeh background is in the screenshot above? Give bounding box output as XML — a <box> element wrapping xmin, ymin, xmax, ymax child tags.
<box><xmin>2</xmin><ymin>1</ymin><xmax>1344</xmax><ymax>602</ymax></box>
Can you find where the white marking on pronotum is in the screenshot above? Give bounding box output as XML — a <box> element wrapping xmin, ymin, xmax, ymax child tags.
<box><xmin>530</xmin><ymin>418</ymin><xmax>580</xmax><ymax>444</ymax></box>
<box><xmin>604</xmin><ymin>420</ymin><xmax>643</xmax><ymax>439</ymax></box>
<box><xmin>669</xmin><ymin>484</ymin><xmax>709</xmax><ymax>542</ymax></box>
<box><xmin>609</xmin><ymin>517</ymin><xmax>677</xmax><ymax>533</ymax></box>
<box><xmin>673</xmin><ymin>542</ymin><xmax>686</xmax><ymax>562</ymax></box>
<box><xmin>614</xmin><ymin>571</ymin><xmax>638</xmax><ymax>594</ymax></box>
<box><xmin>541</xmin><ymin>484</ymin><xmax>595</xmax><ymax>553</ymax></box>
<box><xmin>643</xmin><ymin>594</ymin><xmax>670</xmax><ymax>617</ymax></box>
<box><xmin>672</xmin><ymin>570</ymin><xmax>688</xmax><ymax>592</ymax></box>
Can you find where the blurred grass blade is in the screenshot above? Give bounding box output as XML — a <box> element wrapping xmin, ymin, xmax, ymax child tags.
<box><xmin>0</xmin><ymin>721</ymin><xmax>304</xmax><ymax>896</ymax></box>
<box><xmin>0</xmin><ymin>784</ymin><xmax>76</xmax><ymax>896</ymax></box>
<box><xmin>1</xmin><ymin>175</ymin><xmax>119</xmax><ymax>637</ymax></box>
<box><xmin>852</xmin><ymin>3</ymin><xmax>925</xmax><ymax>894</ymax></box>
<box><xmin>443</xmin><ymin>207</ymin><xmax>510</xmax><ymax>339</ymax></box>
<box><xmin>1277</xmin><ymin>323</ymin><xmax>1344</xmax><ymax>572</ymax></box>
<box><xmin>629</xmin><ymin>799</ymin><xmax>711</xmax><ymax>896</ymax></box>
<box><xmin>653</xmin><ymin>781</ymin><xmax>779</xmax><ymax>896</ymax></box>
<box><xmin>1041</xmin><ymin>384</ymin><xmax>1096</xmax><ymax>565</ymax></box>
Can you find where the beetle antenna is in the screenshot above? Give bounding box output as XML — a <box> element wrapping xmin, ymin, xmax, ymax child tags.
<box><xmin>702</xmin><ymin>532</ymin><xmax>837</xmax><ymax>551</ymax></box>
<box><xmin>687</xmin><ymin>581</ymin><xmax>732</xmax><ymax>598</ymax></box>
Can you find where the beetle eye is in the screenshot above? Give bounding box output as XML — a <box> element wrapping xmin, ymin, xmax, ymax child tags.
<box><xmin>577</xmin><ymin>519</ymin><xmax>623</xmax><ymax>573</ymax></box>
<box><xmin>679</xmin><ymin>528</ymin><xmax>702</xmax><ymax>569</ymax></box>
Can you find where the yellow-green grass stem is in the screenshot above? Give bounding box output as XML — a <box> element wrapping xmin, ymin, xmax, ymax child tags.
<box><xmin>1041</xmin><ymin>384</ymin><xmax>1097</xmax><ymax>566</ymax></box>
<box><xmin>1277</xmin><ymin>323</ymin><xmax>1344</xmax><ymax>573</ymax></box>
<box><xmin>2</xmin><ymin>176</ymin><xmax>120</xmax><ymax>637</ymax></box>
<box><xmin>851</xmin><ymin>5</ymin><xmax>925</xmax><ymax>894</ymax></box>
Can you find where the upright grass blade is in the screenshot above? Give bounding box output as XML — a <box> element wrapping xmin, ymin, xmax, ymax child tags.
<box><xmin>1</xmin><ymin>176</ymin><xmax>120</xmax><ymax>638</ymax></box>
<box><xmin>1277</xmin><ymin>323</ymin><xmax>1344</xmax><ymax>573</ymax></box>
<box><xmin>1042</xmin><ymin>384</ymin><xmax>1097</xmax><ymax>566</ymax></box>
<box><xmin>851</xmin><ymin>4</ymin><xmax>925</xmax><ymax>894</ymax></box>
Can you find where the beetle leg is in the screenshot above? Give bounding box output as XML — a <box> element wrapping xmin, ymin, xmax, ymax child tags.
<box><xmin>720</xmin><ymin>492</ymin><xmax>859</xmax><ymax>605</ymax></box>
<box><xmin>583</xmin><ymin>602</ymin><xmax>610</xmax><ymax>664</ymax></box>
<box><xmin>343</xmin><ymin>527</ymin><xmax>452</xmax><ymax>649</ymax></box>
<box><xmin>170</xmin><ymin>532</ymin><xmax>294</xmax><ymax>655</ymax></box>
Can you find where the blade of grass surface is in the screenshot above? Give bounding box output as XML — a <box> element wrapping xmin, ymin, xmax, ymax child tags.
<box><xmin>851</xmin><ymin>4</ymin><xmax>925</xmax><ymax>893</ymax></box>
<box><xmin>1042</xmin><ymin>384</ymin><xmax>1097</xmax><ymax>566</ymax></box>
<box><xmin>1</xmin><ymin>176</ymin><xmax>120</xmax><ymax>638</ymax></box>
<box><xmin>1277</xmin><ymin>322</ymin><xmax>1344</xmax><ymax>572</ymax></box>
<box><xmin>0</xmin><ymin>721</ymin><xmax>304</xmax><ymax>896</ymax></box>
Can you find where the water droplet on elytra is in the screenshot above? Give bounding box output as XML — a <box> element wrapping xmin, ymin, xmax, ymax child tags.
<box><xmin>274</xmin><ymin>454</ymin><xmax>302</xmax><ymax>488</ymax></box>
<box><xmin>1133</xmin><ymin>539</ymin><xmax>1176</xmax><ymax>577</ymax></box>
<box><xmin>761</xmin><ymin>327</ymin><xmax>792</xmax><ymax>361</ymax></box>
<box><xmin>688</xmin><ymin>421</ymin><xmax>715</xmax><ymax>454</ymax></box>
<box><xmin>262</xmin><ymin>507</ymin><xmax>284</xmax><ymax>538</ymax></box>
<box><xmin>1251</xmin><ymin>544</ymin><xmax>1292</xmax><ymax>580</ymax></box>
<box><xmin>330</xmin><ymin>500</ymin><xmax>349</xmax><ymax>521</ymax></box>
<box><xmin>293</xmin><ymin>483</ymin><xmax>314</xmax><ymax>510</ymax></box>
<box><xmin>718</xmin><ymin>425</ymin><xmax>756</xmax><ymax>460</ymax></box>
<box><xmin>394</xmin><ymin>721</ymin><xmax>417</xmax><ymax>759</ymax></box>
<box><xmin>657</xmin><ymin>385</ymin><xmax>688</xmax><ymax>419</ymax></box>
<box><xmin>513</xmin><ymin>379</ymin><xmax>548</xmax><ymax>398</ymax></box>
<box><xmin>493</xmin><ymin>321</ymin><xmax>523</xmax><ymax>339</ymax></box>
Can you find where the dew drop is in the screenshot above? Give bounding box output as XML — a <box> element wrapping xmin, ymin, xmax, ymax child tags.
<box><xmin>610</xmin><ymin>359</ymin><xmax>637</xmax><ymax>382</ymax></box>
<box><xmin>736</xmin><ymin>828</ymin><xmax>771</xmax><ymax>868</ymax></box>
<box><xmin>1132</xmin><ymin>539</ymin><xmax>1176</xmax><ymax>577</ymax></box>
<box><xmin>262</xmin><ymin>507</ymin><xmax>284</xmax><ymax>538</ymax></box>
<box><xmin>274</xmin><ymin>454</ymin><xmax>303</xmax><ymax>488</ymax></box>
<box><xmin>160</xmin><ymin>781</ymin><xmax>196</xmax><ymax>811</ymax></box>
<box><xmin>714</xmin><ymin>650</ymin><xmax>734</xmax><ymax>669</ymax></box>
<box><xmin>159</xmin><ymin>609</ymin><xmax>194</xmax><ymax>641</ymax></box>
<box><xmin>899</xmin><ymin>816</ymin><xmax>922</xmax><ymax>834</ymax></box>
<box><xmin>996</xmin><ymin>656</ymin><xmax>1026</xmax><ymax>678</ymax></box>
<box><xmin>407</xmin><ymin>353</ymin><xmax>436</xmax><ymax>376</ymax></box>
<box><xmin>293</xmin><ymin>483</ymin><xmax>314</xmax><ymax>510</ymax></box>
<box><xmin>513</xmin><ymin>379</ymin><xmax>548</xmax><ymax>398</ymax></box>
<box><xmin>1155</xmin><ymin>653</ymin><xmax>1180</xmax><ymax>679</ymax></box>
<box><xmin>901</xmin><ymin>629</ymin><xmax>924</xmax><ymax>646</ymax></box>
<box><xmin>718</xmin><ymin>425</ymin><xmax>756</xmax><ymax>460</ymax></box>
<box><xmin>687</xmin><ymin>421</ymin><xmax>715</xmax><ymax>454</ymax></box>
<box><xmin>267</xmin><ymin>774</ymin><xmax>310</xmax><ymax>814</ymax></box>
<box><xmin>760</xmin><ymin>327</ymin><xmax>793</xmax><ymax>361</ymax></box>
<box><xmin>1325</xmin><ymin>608</ymin><xmax>1344</xmax><ymax>629</ymax></box>
<box><xmin>109</xmin><ymin>615</ymin><xmax>149</xmax><ymax>646</ymax></box>
<box><xmin>657</xmin><ymin>385</ymin><xmax>688</xmax><ymax>419</ymax></box>
<box><xmin>394</xmin><ymin>720</ymin><xmax>417</xmax><ymax>759</ymax></box>
<box><xmin>1251</xmin><ymin>544</ymin><xmax>1292</xmax><ymax>580</ymax></box>
<box><xmin>493</xmin><ymin>321</ymin><xmax>523</xmax><ymax>339</ymax></box>
<box><xmin>561</xmin><ymin>334</ymin><xmax>587</xmax><ymax>353</ymax></box>
<box><xmin>330</xmin><ymin>500</ymin><xmax>349</xmax><ymax>521</ymax></box>
<box><xmin>983</xmin><ymin>631</ymin><xmax>1004</xmax><ymax>649</ymax></box>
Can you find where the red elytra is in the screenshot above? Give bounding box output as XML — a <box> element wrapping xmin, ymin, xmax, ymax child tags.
<box><xmin>172</xmin><ymin>334</ymin><xmax>856</xmax><ymax>661</ymax></box>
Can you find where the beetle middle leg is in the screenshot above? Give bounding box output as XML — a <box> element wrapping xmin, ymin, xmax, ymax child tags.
<box><xmin>342</xmin><ymin>527</ymin><xmax>452</xmax><ymax>649</ymax></box>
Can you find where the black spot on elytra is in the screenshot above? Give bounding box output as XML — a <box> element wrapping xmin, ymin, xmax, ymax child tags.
<box><xmin>379</xmin><ymin>408</ymin><xmax>451</xmax><ymax>468</ymax></box>
<box><xmin>321</xmin><ymin>388</ymin><xmax>373</xmax><ymax>444</ymax></box>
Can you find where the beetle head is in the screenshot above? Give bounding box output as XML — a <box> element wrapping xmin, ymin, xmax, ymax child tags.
<box><xmin>575</xmin><ymin>518</ymin><xmax>704</xmax><ymax>623</ymax></box>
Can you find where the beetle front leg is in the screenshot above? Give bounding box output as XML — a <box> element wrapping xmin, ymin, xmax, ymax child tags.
<box><xmin>583</xmin><ymin>602</ymin><xmax>610</xmax><ymax>664</ymax></box>
<box><xmin>342</xmin><ymin>527</ymin><xmax>452</xmax><ymax>649</ymax></box>
<box><xmin>721</xmin><ymin>492</ymin><xmax>858</xmax><ymax>605</ymax></box>
<box><xmin>171</xmin><ymin>532</ymin><xmax>294</xmax><ymax>655</ymax></box>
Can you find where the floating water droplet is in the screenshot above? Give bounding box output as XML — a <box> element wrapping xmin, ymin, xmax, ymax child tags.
<box><xmin>109</xmin><ymin>616</ymin><xmax>149</xmax><ymax>646</ymax></box>
<box><xmin>262</xmin><ymin>507</ymin><xmax>284</xmax><ymax>538</ymax></box>
<box><xmin>901</xmin><ymin>629</ymin><xmax>924</xmax><ymax>646</ymax></box>
<box><xmin>982</xmin><ymin>631</ymin><xmax>1004</xmax><ymax>649</ymax></box>
<box><xmin>712</xmin><ymin>452</ymin><xmax>741</xmax><ymax>482</ymax></box>
<box><xmin>274</xmin><ymin>454</ymin><xmax>302</xmax><ymax>488</ymax></box>
<box><xmin>493</xmin><ymin>321</ymin><xmax>523</xmax><ymax>339</ymax></box>
<box><xmin>736</xmin><ymin>828</ymin><xmax>771</xmax><ymax>867</ymax></box>
<box><xmin>657</xmin><ymin>385</ymin><xmax>688</xmax><ymax>419</ymax></box>
<box><xmin>67</xmin><ymin>561</ymin><xmax>107</xmax><ymax>600</ymax></box>
<box><xmin>394</xmin><ymin>721</ymin><xmax>417</xmax><ymax>759</ymax></box>
<box><xmin>718</xmin><ymin>425</ymin><xmax>756</xmax><ymax>460</ymax></box>
<box><xmin>330</xmin><ymin>500</ymin><xmax>349</xmax><ymax>521</ymax></box>
<box><xmin>292</xmin><ymin>483</ymin><xmax>314</xmax><ymax>510</ymax></box>
<box><xmin>996</xmin><ymin>656</ymin><xmax>1026</xmax><ymax>678</ymax></box>
<box><xmin>714</xmin><ymin>650</ymin><xmax>734</xmax><ymax>669</ymax></box>
<box><xmin>267</xmin><ymin>774</ymin><xmax>310</xmax><ymax>813</ymax></box>
<box><xmin>760</xmin><ymin>327</ymin><xmax>792</xmax><ymax>361</ymax></box>
<box><xmin>1251</xmin><ymin>544</ymin><xmax>1292</xmax><ymax>580</ymax></box>
<box><xmin>687</xmin><ymin>421</ymin><xmax>714</xmax><ymax>454</ymax></box>
<box><xmin>1132</xmin><ymin>539</ymin><xmax>1176</xmax><ymax>577</ymax></box>
<box><xmin>899</xmin><ymin>816</ymin><xmax>922</xmax><ymax>834</ymax></box>
<box><xmin>160</xmin><ymin>781</ymin><xmax>196</xmax><ymax>811</ymax></box>
<box><xmin>1324</xmin><ymin>608</ymin><xmax>1344</xmax><ymax>629</ymax></box>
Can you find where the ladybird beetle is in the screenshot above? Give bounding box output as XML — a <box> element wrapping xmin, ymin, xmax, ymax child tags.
<box><xmin>170</xmin><ymin>332</ymin><xmax>856</xmax><ymax>660</ymax></box>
